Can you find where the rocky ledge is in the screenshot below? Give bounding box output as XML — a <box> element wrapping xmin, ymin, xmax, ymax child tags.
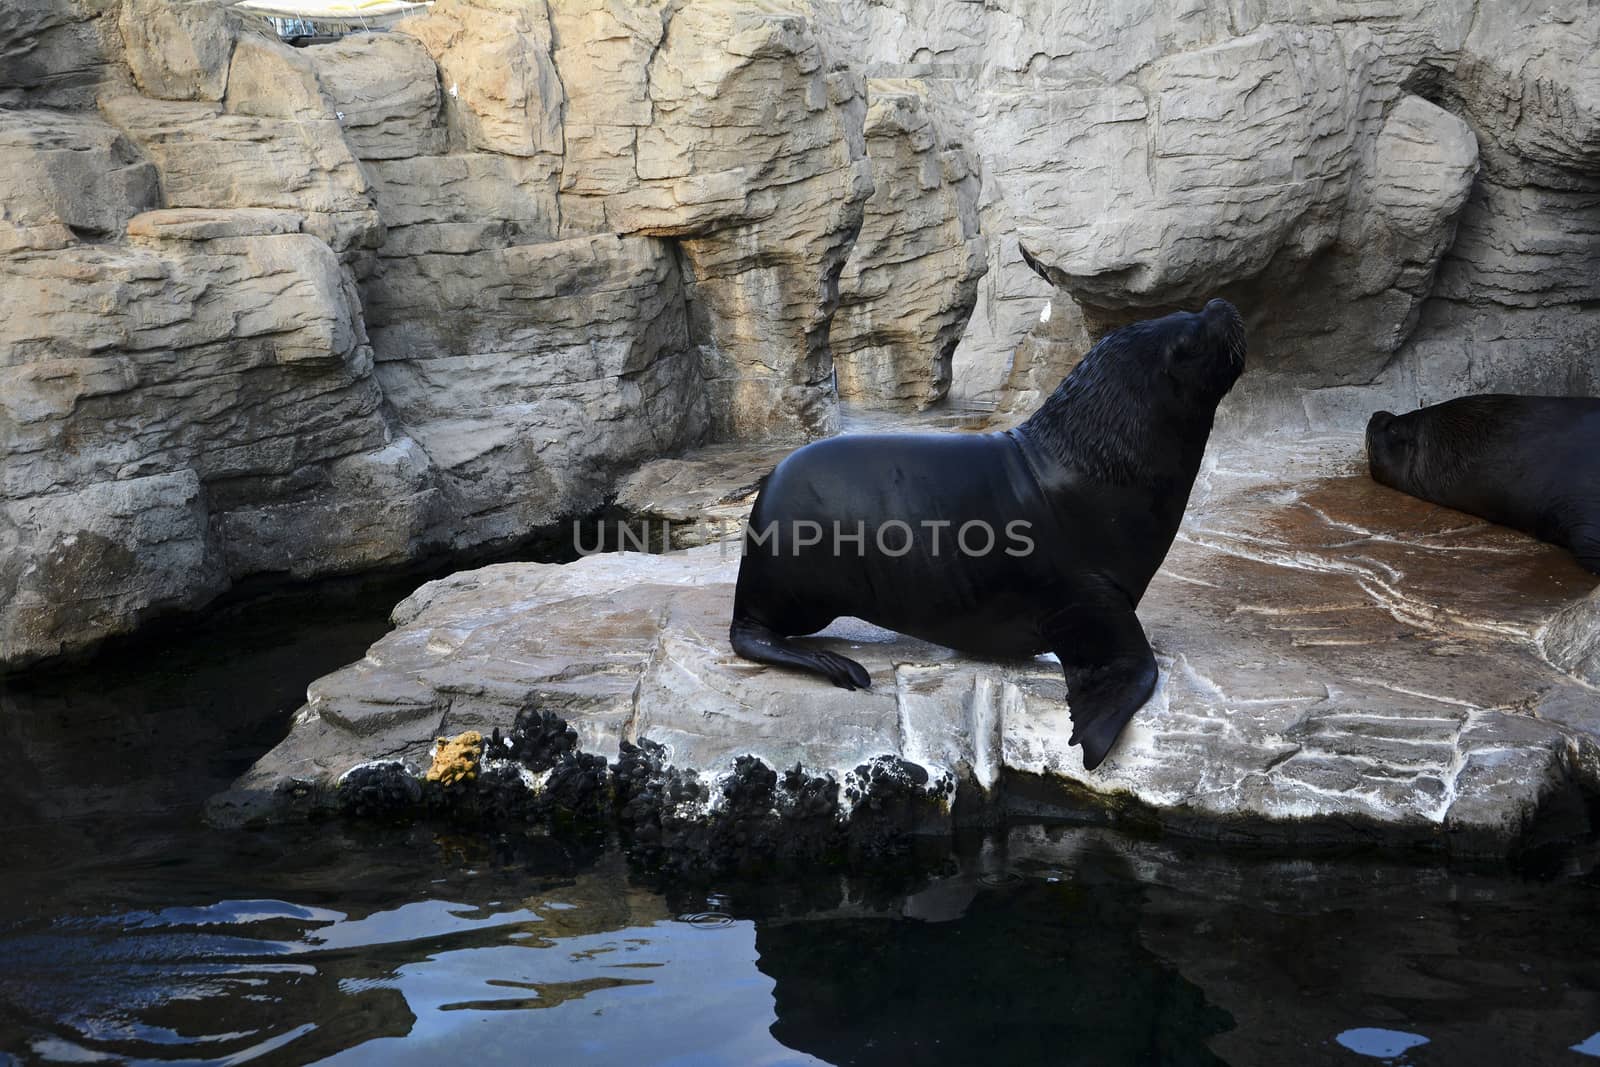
<box><xmin>211</xmin><ymin>435</ymin><xmax>1600</xmax><ymax>865</ymax></box>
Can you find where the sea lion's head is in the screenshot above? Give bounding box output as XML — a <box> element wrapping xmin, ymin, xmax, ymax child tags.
<box><xmin>1366</xmin><ymin>401</ymin><xmax>1489</xmax><ymax>498</ymax></box>
<box><xmin>1365</xmin><ymin>409</ymin><xmax>1418</xmax><ymax>493</ymax></box>
<box><xmin>1151</xmin><ymin>297</ymin><xmax>1248</xmax><ymax>404</ymax></box>
<box><xmin>1085</xmin><ymin>297</ymin><xmax>1247</xmax><ymax>423</ymax></box>
<box><xmin>1070</xmin><ymin>297</ymin><xmax>1246</xmax><ymax>405</ymax></box>
<box><xmin>1020</xmin><ymin>297</ymin><xmax>1247</xmax><ymax>484</ymax></box>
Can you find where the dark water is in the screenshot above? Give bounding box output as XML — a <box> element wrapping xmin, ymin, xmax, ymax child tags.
<box><xmin>2</xmin><ymin>577</ymin><xmax>1600</xmax><ymax>1066</ymax></box>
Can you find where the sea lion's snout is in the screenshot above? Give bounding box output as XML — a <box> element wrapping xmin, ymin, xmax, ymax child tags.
<box><xmin>1198</xmin><ymin>298</ymin><xmax>1246</xmax><ymax>372</ymax></box>
<box><xmin>1365</xmin><ymin>411</ymin><xmax>1405</xmax><ymax>483</ymax></box>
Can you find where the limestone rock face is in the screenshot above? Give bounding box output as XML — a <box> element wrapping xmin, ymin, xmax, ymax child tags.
<box><xmin>100</xmin><ymin>90</ymin><xmax>383</xmax><ymax>253</ymax></box>
<box><xmin>809</xmin><ymin>0</ymin><xmax>1597</xmax><ymax>427</ymax></box>
<box><xmin>0</xmin><ymin>0</ymin><xmax>111</xmax><ymax>109</ymax></box>
<box><xmin>1544</xmin><ymin>587</ymin><xmax>1600</xmax><ymax>689</ymax></box>
<box><xmin>0</xmin><ymin>471</ymin><xmax>225</xmax><ymax>664</ymax></box>
<box><xmin>1004</xmin><ymin>25</ymin><xmax>1378</xmax><ymax>307</ymax></box>
<box><xmin>993</xmin><ymin>297</ymin><xmax>1090</xmax><ymax>420</ymax></box>
<box><xmin>365</xmin><ymin>232</ymin><xmax>708</xmax><ymax>546</ymax></box>
<box><xmin>117</xmin><ymin>0</ymin><xmax>234</xmax><ymax>102</ymax></box>
<box><xmin>0</xmin><ymin>109</ymin><xmax>159</xmax><ymax>250</ymax></box>
<box><xmin>1450</xmin><ymin>2</ymin><xmax>1600</xmax><ymax>175</ymax></box>
<box><xmin>832</xmin><ymin>81</ymin><xmax>985</xmax><ymax>410</ymax></box>
<box><xmin>0</xmin><ymin>224</ymin><xmax>404</xmax><ymax>532</ymax></box>
<box><xmin>2</xmin><ymin>0</ymin><xmax>764</xmax><ymax>666</ymax></box>
<box><xmin>394</xmin><ymin>0</ymin><xmax>877</xmax><ymax>441</ymax></box>
<box><xmin>556</xmin><ymin>0</ymin><xmax>875</xmax><ymax>439</ymax></box>
<box><xmin>303</xmin><ymin>33</ymin><xmax>445</xmax><ymax>161</ymax></box>
<box><xmin>397</xmin><ymin>0</ymin><xmax>565</xmax><ymax>159</ymax></box>
<box><xmin>7</xmin><ymin>0</ymin><xmax>1600</xmax><ymax>693</ymax></box>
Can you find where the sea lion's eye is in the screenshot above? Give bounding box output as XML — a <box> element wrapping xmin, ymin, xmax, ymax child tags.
<box><xmin>1166</xmin><ymin>326</ymin><xmax>1203</xmax><ymax>365</ymax></box>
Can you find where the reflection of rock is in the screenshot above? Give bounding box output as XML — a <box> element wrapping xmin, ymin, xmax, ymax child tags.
<box><xmin>793</xmin><ymin>825</ymin><xmax>1600</xmax><ymax>1067</ymax></box>
<box><xmin>220</xmin><ymin>437</ymin><xmax>1600</xmax><ymax>855</ymax></box>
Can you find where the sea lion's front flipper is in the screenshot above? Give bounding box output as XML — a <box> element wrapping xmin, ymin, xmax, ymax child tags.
<box><xmin>1041</xmin><ymin>595</ymin><xmax>1157</xmax><ymax>771</ymax></box>
<box><xmin>729</xmin><ymin>616</ymin><xmax>872</xmax><ymax>691</ymax></box>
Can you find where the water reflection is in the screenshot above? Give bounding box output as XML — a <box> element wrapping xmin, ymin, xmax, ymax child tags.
<box><xmin>1336</xmin><ymin>1028</ymin><xmax>1430</xmax><ymax>1059</ymax></box>
<box><xmin>2</xmin><ymin>825</ymin><xmax>1598</xmax><ymax>1065</ymax></box>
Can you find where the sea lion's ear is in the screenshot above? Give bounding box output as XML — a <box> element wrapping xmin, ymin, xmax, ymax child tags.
<box><xmin>1041</xmin><ymin>592</ymin><xmax>1158</xmax><ymax>771</ymax></box>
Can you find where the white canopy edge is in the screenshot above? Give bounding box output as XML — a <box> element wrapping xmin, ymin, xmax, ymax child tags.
<box><xmin>231</xmin><ymin>0</ymin><xmax>430</xmax><ymax>20</ymax></box>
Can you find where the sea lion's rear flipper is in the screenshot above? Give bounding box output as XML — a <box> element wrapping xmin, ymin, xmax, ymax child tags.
<box><xmin>1042</xmin><ymin>596</ymin><xmax>1158</xmax><ymax>772</ymax></box>
<box><xmin>730</xmin><ymin>616</ymin><xmax>872</xmax><ymax>692</ymax></box>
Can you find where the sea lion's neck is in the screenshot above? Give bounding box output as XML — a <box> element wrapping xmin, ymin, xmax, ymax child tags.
<box><xmin>1015</xmin><ymin>366</ymin><xmax>1210</xmax><ymax>490</ymax></box>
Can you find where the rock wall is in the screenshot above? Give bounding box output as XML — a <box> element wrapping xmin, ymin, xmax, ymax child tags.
<box><xmin>812</xmin><ymin>0</ymin><xmax>1600</xmax><ymax>424</ymax></box>
<box><xmin>831</xmin><ymin>80</ymin><xmax>984</xmax><ymax>410</ymax></box>
<box><xmin>6</xmin><ymin>0</ymin><xmax>1599</xmax><ymax>668</ymax></box>
<box><xmin>1</xmin><ymin>0</ymin><xmax>992</xmax><ymax>668</ymax></box>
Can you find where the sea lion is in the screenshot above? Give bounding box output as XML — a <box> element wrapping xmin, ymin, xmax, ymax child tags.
<box><xmin>1366</xmin><ymin>395</ymin><xmax>1600</xmax><ymax>573</ymax></box>
<box><xmin>729</xmin><ymin>298</ymin><xmax>1247</xmax><ymax>770</ymax></box>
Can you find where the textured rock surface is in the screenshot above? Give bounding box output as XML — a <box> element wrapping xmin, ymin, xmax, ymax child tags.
<box><xmin>303</xmin><ymin>32</ymin><xmax>445</xmax><ymax>161</ymax></box>
<box><xmin>0</xmin><ymin>471</ymin><xmax>224</xmax><ymax>661</ymax></box>
<box><xmin>2</xmin><ymin>0</ymin><xmax>911</xmax><ymax>666</ymax></box>
<box><xmin>397</xmin><ymin>0</ymin><xmax>564</xmax><ymax>159</ymax></box>
<box><xmin>219</xmin><ymin>435</ymin><xmax>1600</xmax><ymax>854</ymax></box>
<box><xmin>831</xmin><ymin>80</ymin><xmax>985</xmax><ymax>410</ymax></box>
<box><xmin>0</xmin><ymin>0</ymin><xmax>112</xmax><ymax>109</ymax></box>
<box><xmin>809</xmin><ymin>0</ymin><xmax>1599</xmax><ymax>425</ymax></box>
<box><xmin>365</xmin><ymin>232</ymin><xmax>708</xmax><ymax>546</ymax></box>
<box><xmin>0</xmin><ymin>108</ymin><xmax>158</xmax><ymax>251</ymax></box>
<box><xmin>596</xmin><ymin>0</ymin><xmax>874</xmax><ymax>439</ymax></box>
<box><xmin>100</xmin><ymin>89</ymin><xmax>382</xmax><ymax>253</ymax></box>
<box><xmin>117</xmin><ymin>0</ymin><xmax>234</xmax><ymax>102</ymax></box>
<box><xmin>1544</xmin><ymin>587</ymin><xmax>1600</xmax><ymax>689</ymax></box>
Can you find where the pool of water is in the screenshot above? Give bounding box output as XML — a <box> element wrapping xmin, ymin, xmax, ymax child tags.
<box><xmin>2</xmin><ymin>575</ymin><xmax>1599</xmax><ymax>1066</ymax></box>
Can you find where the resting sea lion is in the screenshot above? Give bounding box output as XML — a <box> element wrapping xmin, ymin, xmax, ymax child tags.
<box><xmin>729</xmin><ymin>299</ymin><xmax>1247</xmax><ymax>770</ymax></box>
<box><xmin>1366</xmin><ymin>395</ymin><xmax>1600</xmax><ymax>573</ymax></box>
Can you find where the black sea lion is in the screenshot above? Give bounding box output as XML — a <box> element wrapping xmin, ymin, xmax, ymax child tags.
<box><xmin>1366</xmin><ymin>394</ymin><xmax>1600</xmax><ymax>573</ymax></box>
<box><xmin>729</xmin><ymin>299</ymin><xmax>1247</xmax><ymax>770</ymax></box>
